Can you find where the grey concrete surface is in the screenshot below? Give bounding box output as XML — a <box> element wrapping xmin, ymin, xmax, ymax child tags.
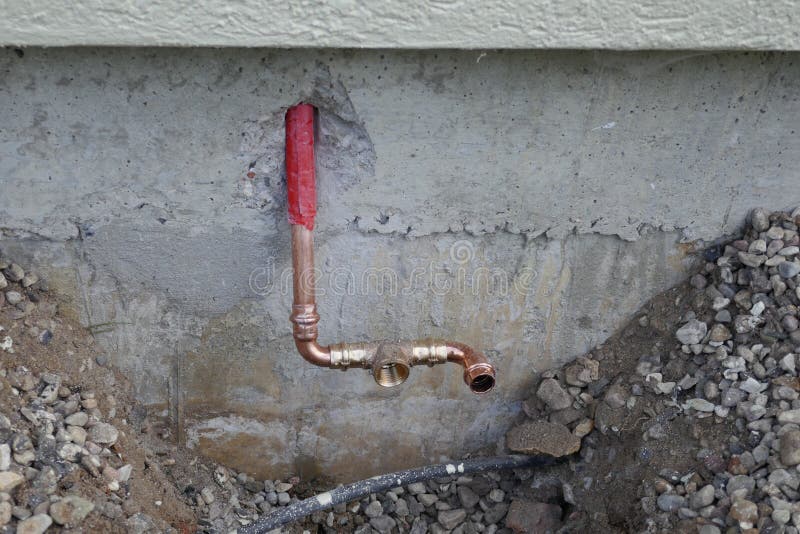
<box><xmin>1</xmin><ymin>0</ymin><xmax>799</xmax><ymax>50</ymax></box>
<box><xmin>1</xmin><ymin>48</ymin><xmax>798</xmax><ymax>479</ymax></box>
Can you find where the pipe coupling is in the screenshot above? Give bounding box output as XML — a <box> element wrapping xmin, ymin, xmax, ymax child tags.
<box><xmin>329</xmin><ymin>342</ymin><xmax>374</xmax><ymax>370</ymax></box>
<box><xmin>411</xmin><ymin>338</ymin><xmax>450</xmax><ymax>366</ymax></box>
<box><xmin>290</xmin><ymin>304</ymin><xmax>319</xmax><ymax>341</ymax></box>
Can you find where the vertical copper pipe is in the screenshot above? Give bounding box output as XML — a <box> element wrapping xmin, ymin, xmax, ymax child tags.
<box><xmin>290</xmin><ymin>218</ymin><xmax>331</xmax><ymax>366</ymax></box>
<box><xmin>287</xmin><ymin>104</ymin><xmax>330</xmax><ymax>367</ymax></box>
<box><xmin>291</xmin><ymin>225</ymin><xmax>315</xmax><ymax>307</ymax></box>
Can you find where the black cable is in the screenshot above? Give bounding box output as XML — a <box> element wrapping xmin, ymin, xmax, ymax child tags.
<box><xmin>238</xmin><ymin>455</ymin><xmax>555</xmax><ymax>533</ymax></box>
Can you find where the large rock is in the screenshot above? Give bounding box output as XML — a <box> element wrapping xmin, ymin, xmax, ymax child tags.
<box><xmin>729</xmin><ymin>498</ymin><xmax>758</xmax><ymax>529</ymax></box>
<box><xmin>505</xmin><ymin>500</ymin><xmax>562</xmax><ymax>533</ymax></box>
<box><xmin>708</xmin><ymin>323</ymin><xmax>732</xmax><ymax>342</ymax></box>
<box><xmin>437</xmin><ymin>509</ymin><xmax>467</xmax><ymax>529</ymax></box>
<box><xmin>507</xmin><ymin>421</ymin><xmax>581</xmax><ymax>457</ymax></box>
<box><xmin>536</xmin><ymin>379</ymin><xmax>572</xmax><ymax>410</ymax></box>
<box><xmin>750</xmin><ymin>208</ymin><xmax>771</xmax><ymax>231</ymax></box>
<box><xmin>778</xmin><ymin>409</ymin><xmax>800</xmax><ymax>425</ymax></box>
<box><xmin>657</xmin><ymin>494</ymin><xmax>686</xmax><ymax>512</ymax></box>
<box><xmin>0</xmin><ymin>444</ymin><xmax>9</xmax><ymax>471</ymax></box>
<box><xmin>457</xmin><ymin>486</ymin><xmax>479</xmax><ymax>509</ymax></box>
<box><xmin>779</xmin><ymin>261</ymin><xmax>800</xmax><ymax>279</ymax></box>
<box><xmin>689</xmin><ymin>485</ymin><xmax>715</xmax><ymax>509</ymax></box>
<box><xmin>16</xmin><ymin>514</ymin><xmax>52</xmax><ymax>534</ymax></box>
<box><xmin>88</xmin><ymin>422</ymin><xmax>119</xmax><ymax>446</ymax></box>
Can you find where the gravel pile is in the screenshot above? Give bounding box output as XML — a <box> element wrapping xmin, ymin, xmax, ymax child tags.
<box><xmin>635</xmin><ymin>206</ymin><xmax>800</xmax><ymax>532</ymax></box>
<box><xmin>165</xmin><ymin>206</ymin><xmax>800</xmax><ymax>533</ymax></box>
<box><xmin>0</xmin><ymin>259</ymin><xmax>136</xmax><ymax>533</ymax></box>
<box><xmin>0</xmin><ymin>255</ymin><xmax>198</xmax><ymax>533</ymax></box>
<box><xmin>460</xmin><ymin>206</ymin><xmax>800</xmax><ymax>533</ymax></box>
<box><xmin>0</xmin><ymin>365</ymin><xmax>128</xmax><ymax>533</ymax></box>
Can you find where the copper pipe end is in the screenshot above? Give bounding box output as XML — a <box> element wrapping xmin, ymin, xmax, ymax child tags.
<box><xmin>463</xmin><ymin>362</ymin><xmax>496</xmax><ymax>394</ymax></box>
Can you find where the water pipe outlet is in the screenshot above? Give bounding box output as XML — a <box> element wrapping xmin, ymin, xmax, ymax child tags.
<box><xmin>285</xmin><ymin>103</ymin><xmax>496</xmax><ymax>394</ymax></box>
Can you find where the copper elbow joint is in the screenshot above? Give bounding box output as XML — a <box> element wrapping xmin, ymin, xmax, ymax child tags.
<box><xmin>415</xmin><ymin>339</ymin><xmax>497</xmax><ymax>394</ymax></box>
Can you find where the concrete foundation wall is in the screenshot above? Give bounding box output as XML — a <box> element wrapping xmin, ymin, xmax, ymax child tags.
<box><xmin>1</xmin><ymin>48</ymin><xmax>799</xmax><ymax>479</ymax></box>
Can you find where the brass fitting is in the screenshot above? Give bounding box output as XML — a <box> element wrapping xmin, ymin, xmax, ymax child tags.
<box><xmin>330</xmin><ymin>341</ymin><xmax>375</xmax><ymax>370</ymax></box>
<box><xmin>371</xmin><ymin>343</ymin><xmax>412</xmax><ymax>387</ymax></box>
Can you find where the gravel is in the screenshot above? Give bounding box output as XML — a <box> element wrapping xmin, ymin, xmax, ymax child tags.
<box><xmin>0</xmin><ymin>360</ymin><xmax>127</xmax><ymax>531</ymax></box>
<box><xmin>624</xmin><ymin>208</ymin><xmax>800</xmax><ymax>532</ymax></box>
<box><xmin>0</xmin><ymin>255</ymin><xmax>152</xmax><ymax>532</ymax></box>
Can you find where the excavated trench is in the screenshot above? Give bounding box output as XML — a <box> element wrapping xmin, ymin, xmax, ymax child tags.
<box><xmin>0</xmin><ymin>206</ymin><xmax>799</xmax><ymax>533</ymax></box>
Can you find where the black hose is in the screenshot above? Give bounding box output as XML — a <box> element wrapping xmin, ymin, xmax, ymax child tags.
<box><xmin>238</xmin><ymin>455</ymin><xmax>555</xmax><ymax>533</ymax></box>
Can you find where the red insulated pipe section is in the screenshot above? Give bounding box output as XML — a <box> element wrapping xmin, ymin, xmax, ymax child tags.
<box><xmin>285</xmin><ymin>103</ymin><xmax>317</xmax><ymax>231</ymax></box>
<box><xmin>286</xmin><ymin>103</ymin><xmax>331</xmax><ymax>366</ymax></box>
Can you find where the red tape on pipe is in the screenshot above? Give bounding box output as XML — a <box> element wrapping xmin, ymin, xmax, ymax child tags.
<box><xmin>285</xmin><ymin>104</ymin><xmax>317</xmax><ymax>230</ymax></box>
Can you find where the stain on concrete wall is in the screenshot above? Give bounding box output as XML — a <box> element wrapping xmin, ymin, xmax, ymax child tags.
<box><xmin>1</xmin><ymin>48</ymin><xmax>798</xmax><ymax>479</ymax></box>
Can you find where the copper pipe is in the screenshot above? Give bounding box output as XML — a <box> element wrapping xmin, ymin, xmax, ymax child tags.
<box><xmin>290</xmin><ymin>225</ymin><xmax>331</xmax><ymax>367</ymax></box>
<box><xmin>284</xmin><ymin>103</ymin><xmax>496</xmax><ymax>394</ymax></box>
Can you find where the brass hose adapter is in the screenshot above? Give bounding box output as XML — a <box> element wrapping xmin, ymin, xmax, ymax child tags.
<box><xmin>285</xmin><ymin>103</ymin><xmax>496</xmax><ymax>394</ymax></box>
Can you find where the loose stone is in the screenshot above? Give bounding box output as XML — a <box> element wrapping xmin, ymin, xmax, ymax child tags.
<box><xmin>780</xmin><ymin>430</ymin><xmax>800</xmax><ymax>466</ymax></box>
<box><xmin>676</xmin><ymin>319</ymin><xmax>707</xmax><ymax>345</ymax></box>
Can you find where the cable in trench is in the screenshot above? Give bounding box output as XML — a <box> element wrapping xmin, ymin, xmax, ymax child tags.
<box><xmin>238</xmin><ymin>455</ymin><xmax>556</xmax><ymax>533</ymax></box>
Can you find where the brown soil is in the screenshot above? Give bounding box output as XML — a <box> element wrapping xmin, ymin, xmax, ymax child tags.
<box><xmin>508</xmin><ymin>280</ymin><xmax>737</xmax><ymax>532</ymax></box>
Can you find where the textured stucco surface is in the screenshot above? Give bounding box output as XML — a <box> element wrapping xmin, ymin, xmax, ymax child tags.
<box><xmin>1</xmin><ymin>48</ymin><xmax>799</xmax><ymax>479</ymax></box>
<box><xmin>1</xmin><ymin>1</ymin><xmax>799</xmax><ymax>50</ymax></box>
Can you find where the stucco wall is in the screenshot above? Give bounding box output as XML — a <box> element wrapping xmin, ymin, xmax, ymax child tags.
<box><xmin>1</xmin><ymin>48</ymin><xmax>799</xmax><ymax>479</ymax></box>
<box><xmin>1</xmin><ymin>1</ymin><xmax>799</xmax><ymax>50</ymax></box>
